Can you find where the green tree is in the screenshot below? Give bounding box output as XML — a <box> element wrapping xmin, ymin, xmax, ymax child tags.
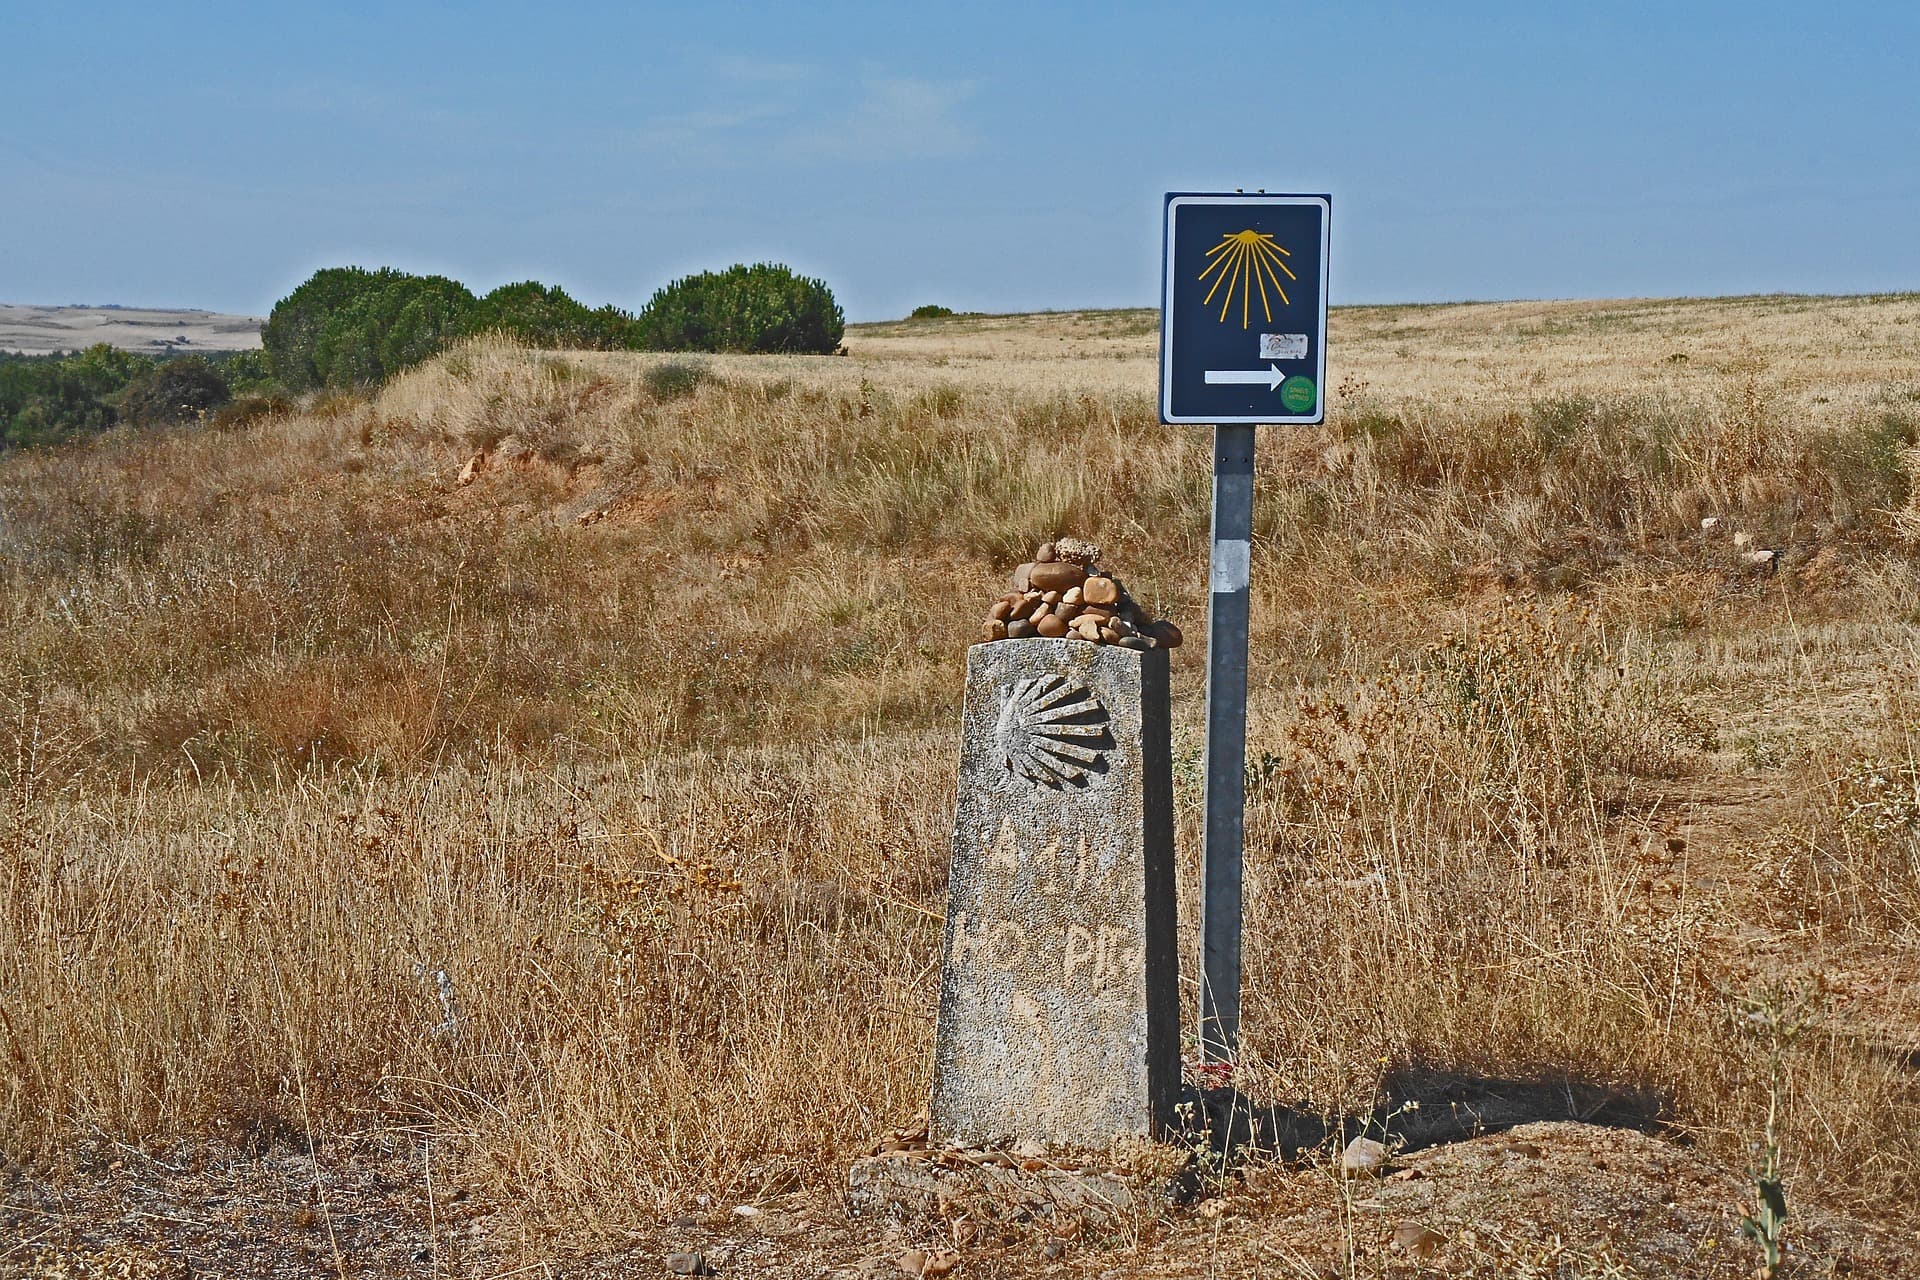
<box><xmin>0</xmin><ymin>345</ymin><xmax>156</xmax><ymax>448</ymax></box>
<box><xmin>262</xmin><ymin>266</ymin><xmax>406</xmax><ymax>391</ymax></box>
<box><xmin>63</xmin><ymin>343</ymin><xmax>155</xmax><ymax>400</ymax></box>
<box><xmin>460</xmin><ymin>281</ymin><xmax>643</xmax><ymax>350</ymax></box>
<box><xmin>214</xmin><ymin>348</ymin><xmax>279</xmax><ymax>396</ymax></box>
<box><xmin>311</xmin><ymin>274</ymin><xmax>476</xmax><ymax>387</ymax></box>
<box><xmin>637</xmin><ymin>263</ymin><xmax>844</xmax><ymax>354</ymax></box>
<box><xmin>589</xmin><ymin>303</ymin><xmax>645</xmax><ymax>350</ymax></box>
<box><xmin>465</xmin><ymin>281</ymin><xmax>620</xmax><ymax>348</ymax></box>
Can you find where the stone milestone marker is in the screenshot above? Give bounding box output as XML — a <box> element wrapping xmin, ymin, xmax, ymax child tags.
<box><xmin>931</xmin><ymin>637</ymin><xmax>1179</xmax><ymax>1149</ymax></box>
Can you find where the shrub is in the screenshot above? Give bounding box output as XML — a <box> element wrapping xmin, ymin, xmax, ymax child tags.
<box><xmin>637</xmin><ymin>263</ymin><xmax>844</xmax><ymax>355</ymax></box>
<box><xmin>311</xmin><ymin>274</ymin><xmax>476</xmax><ymax>388</ymax></box>
<box><xmin>590</xmin><ymin>303</ymin><xmax>646</xmax><ymax>351</ymax></box>
<box><xmin>0</xmin><ymin>345</ymin><xmax>157</xmax><ymax>447</ymax></box>
<box><xmin>1810</xmin><ymin>409</ymin><xmax>1916</xmax><ymax>513</ymax></box>
<box><xmin>208</xmin><ymin>395</ymin><xmax>293</xmax><ymax>430</ymax></box>
<box><xmin>909</xmin><ymin>304</ymin><xmax>955</xmax><ymax>319</ymax></box>
<box><xmin>214</xmin><ymin>349</ymin><xmax>280</xmax><ymax>397</ymax></box>
<box><xmin>643</xmin><ymin>360</ymin><xmax>712</xmax><ymax>401</ymax></box>
<box><xmin>268</xmin><ymin>270</ymin><xmax>646</xmax><ymax>390</ymax></box>
<box><xmin>263</xmin><ymin>267</ymin><xmax>408</xmax><ymax>392</ymax></box>
<box><xmin>466</xmin><ymin>281</ymin><xmax>640</xmax><ymax>350</ymax></box>
<box><xmin>118</xmin><ymin>357</ymin><xmax>232</xmax><ymax>426</ymax></box>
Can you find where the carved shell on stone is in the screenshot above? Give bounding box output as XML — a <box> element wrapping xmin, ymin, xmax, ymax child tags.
<box><xmin>996</xmin><ymin>674</ymin><xmax>1109</xmax><ymax>787</ymax></box>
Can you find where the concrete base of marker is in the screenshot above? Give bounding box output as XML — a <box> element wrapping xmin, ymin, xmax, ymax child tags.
<box><xmin>930</xmin><ymin>638</ymin><xmax>1180</xmax><ymax>1150</ymax></box>
<box><xmin>846</xmin><ymin>1151</ymin><xmax>1150</xmax><ymax>1230</ymax></box>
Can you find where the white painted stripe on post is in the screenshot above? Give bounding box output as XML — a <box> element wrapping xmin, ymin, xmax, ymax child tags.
<box><xmin>1209</xmin><ymin>538</ymin><xmax>1250</xmax><ymax>593</ymax></box>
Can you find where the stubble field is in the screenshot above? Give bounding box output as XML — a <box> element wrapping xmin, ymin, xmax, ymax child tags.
<box><xmin>5</xmin><ymin>294</ymin><xmax>1920</xmax><ymax>1276</ymax></box>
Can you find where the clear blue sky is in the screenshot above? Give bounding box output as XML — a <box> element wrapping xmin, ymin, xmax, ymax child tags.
<box><xmin>3</xmin><ymin>2</ymin><xmax>1917</xmax><ymax>321</ymax></box>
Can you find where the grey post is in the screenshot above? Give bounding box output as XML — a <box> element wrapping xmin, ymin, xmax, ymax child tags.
<box><xmin>1200</xmin><ymin>423</ymin><xmax>1256</xmax><ymax>1060</ymax></box>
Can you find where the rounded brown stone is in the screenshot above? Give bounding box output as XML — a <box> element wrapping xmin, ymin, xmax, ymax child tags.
<box><xmin>1035</xmin><ymin>613</ymin><xmax>1068</xmax><ymax>639</ymax></box>
<box><xmin>989</xmin><ymin>600</ymin><xmax>1015</xmax><ymax>622</ymax></box>
<box><xmin>1006</xmin><ymin>619</ymin><xmax>1035</xmax><ymax>639</ymax></box>
<box><xmin>1061</xmin><ymin>585</ymin><xmax>1083</xmax><ymax>607</ymax></box>
<box><xmin>1027</xmin><ymin>561</ymin><xmax>1087</xmax><ymax>593</ymax></box>
<box><xmin>1053</xmin><ymin>602</ymin><xmax>1081</xmax><ymax>624</ymax></box>
<box><xmin>1146</xmin><ymin>619</ymin><xmax>1183</xmax><ymax>649</ymax></box>
<box><xmin>1098</xmin><ymin>626</ymin><xmax>1119</xmax><ymax>644</ymax></box>
<box><xmin>1035</xmin><ymin>541</ymin><xmax>1057</xmax><ymax>563</ymax></box>
<box><xmin>1021</xmin><ymin>590</ymin><xmax>1044</xmax><ymax>608</ymax></box>
<box><xmin>1011</xmin><ymin>562</ymin><xmax>1036</xmax><ymax>592</ymax></box>
<box><xmin>1041</xmin><ymin>590</ymin><xmax>1061</xmax><ymax>604</ymax></box>
<box><xmin>982</xmin><ymin>620</ymin><xmax>1008</xmax><ymax>642</ymax></box>
<box><xmin>1082</xmin><ymin>576</ymin><xmax>1119</xmax><ymax>606</ymax></box>
<box><xmin>1026</xmin><ymin>600</ymin><xmax>1052</xmax><ymax>625</ymax></box>
<box><xmin>1077</xmin><ymin>606</ymin><xmax>1113</xmax><ymax>624</ymax></box>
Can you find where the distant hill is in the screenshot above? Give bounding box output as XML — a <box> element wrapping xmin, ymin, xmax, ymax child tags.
<box><xmin>0</xmin><ymin>303</ymin><xmax>264</xmax><ymax>355</ymax></box>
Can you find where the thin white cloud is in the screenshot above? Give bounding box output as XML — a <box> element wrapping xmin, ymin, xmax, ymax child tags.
<box><xmin>808</xmin><ymin>77</ymin><xmax>979</xmax><ymax>160</ymax></box>
<box><xmin>615</xmin><ymin>65</ymin><xmax>977</xmax><ymax>167</ymax></box>
<box><xmin>620</xmin><ymin>102</ymin><xmax>797</xmax><ymax>154</ymax></box>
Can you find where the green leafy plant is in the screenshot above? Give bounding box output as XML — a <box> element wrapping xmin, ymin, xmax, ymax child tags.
<box><xmin>214</xmin><ymin>348</ymin><xmax>279</xmax><ymax>397</ymax></box>
<box><xmin>589</xmin><ymin>302</ymin><xmax>646</xmax><ymax>350</ymax></box>
<box><xmin>465</xmin><ymin>281</ymin><xmax>640</xmax><ymax>350</ymax></box>
<box><xmin>311</xmin><ymin>274</ymin><xmax>476</xmax><ymax>388</ymax></box>
<box><xmin>1</xmin><ymin>345</ymin><xmax>158</xmax><ymax>446</ymax></box>
<box><xmin>636</xmin><ymin>263</ymin><xmax>844</xmax><ymax>354</ymax></box>
<box><xmin>909</xmin><ymin>304</ymin><xmax>955</xmax><ymax>319</ymax></box>
<box><xmin>262</xmin><ymin>266</ymin><xmax>409</xmax><ymax>391</ymax></box>
<box><xmin>267</xmin><ymin>268</ymin><xmax>647</xmax><ymax>391</ymax></box>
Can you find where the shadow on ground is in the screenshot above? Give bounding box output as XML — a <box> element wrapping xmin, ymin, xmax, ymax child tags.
<box><xmin>1185</xmin><ymin>1062</ymin><xmax>1669</xmax><ymax>1164</ymax></box>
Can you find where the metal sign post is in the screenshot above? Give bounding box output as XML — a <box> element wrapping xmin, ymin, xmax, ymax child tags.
<box><xmin>1159</xmin><ymin>193</ymin><xmax>1330</xmax><ymax>1061</ymax></box>
<box><xmin>1199</xmin><ymin>423</ymin><xmax>1255</xmax><ymax>1059</ymax></box>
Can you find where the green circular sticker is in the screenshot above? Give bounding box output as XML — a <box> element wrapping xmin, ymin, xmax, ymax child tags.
<box><xmin>1280</xmin><ymin>375</ymin><xmax>1317</xmax><ymax>414</ymax></box>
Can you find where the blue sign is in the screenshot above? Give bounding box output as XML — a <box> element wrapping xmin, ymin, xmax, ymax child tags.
<box><xmin>1159</xmin><ymin>194</ymin><xmax>1330</xmax><ymax>425</ymax></box>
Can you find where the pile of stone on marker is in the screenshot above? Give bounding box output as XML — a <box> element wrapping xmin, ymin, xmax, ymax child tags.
<box><xmin>979</xmin><ymin>537</ymin><xmax>1183</xmax><ymax>651</ymax></box>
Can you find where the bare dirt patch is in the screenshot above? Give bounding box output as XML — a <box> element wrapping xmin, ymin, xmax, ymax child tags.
<box><xmin>9</xmin><ymin>1122</ymin><xmax>1916</xmax><ymax>1277</ymax></box>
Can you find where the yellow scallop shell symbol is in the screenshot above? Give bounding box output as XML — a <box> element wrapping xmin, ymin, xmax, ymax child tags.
<box><xmin>1198</xmin><ymin>230</ymin><xmax>1298</xmax><ymax>328</ymax></box>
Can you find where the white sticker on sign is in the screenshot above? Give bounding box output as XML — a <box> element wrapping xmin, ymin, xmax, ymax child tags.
<box><xmin>1210</xmin><ymin>539</ymin><xmax>1251</xmax><ymax>593</ymax></box>
<box><xmin>1259</xmin><ymin>333</ymin><xmax>1308</xmax><ymax>360</ymax></box>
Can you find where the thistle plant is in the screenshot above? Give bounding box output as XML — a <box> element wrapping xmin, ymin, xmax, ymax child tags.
<box><xmin>1733</xmin><ymin>984</ymin><xmax>1820</xmax><ymax>1279</ymax></box>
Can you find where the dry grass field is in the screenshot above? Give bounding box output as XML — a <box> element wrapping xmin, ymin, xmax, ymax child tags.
<box><xmin>0</xmin><ymin>304</ymin><xmax>265</xmax><ymax>356</ymax></box>
<box><xmin>5</xmin><ymin>294</ymin><xmax>1920</xmax><ymax>1276</ymax></box>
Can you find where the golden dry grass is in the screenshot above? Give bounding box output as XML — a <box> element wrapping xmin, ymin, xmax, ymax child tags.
<box><xmin>5</xmin><ymin>295</ymin><xmax>1920</xmax><ymax>1264</ymax></box>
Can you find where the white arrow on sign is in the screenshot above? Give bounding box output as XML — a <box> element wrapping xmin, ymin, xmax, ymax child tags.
<box><xmin>1204</xmin><ymin>364</ymin><xmax>1285</xmax><ymax>391</ymax></box>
